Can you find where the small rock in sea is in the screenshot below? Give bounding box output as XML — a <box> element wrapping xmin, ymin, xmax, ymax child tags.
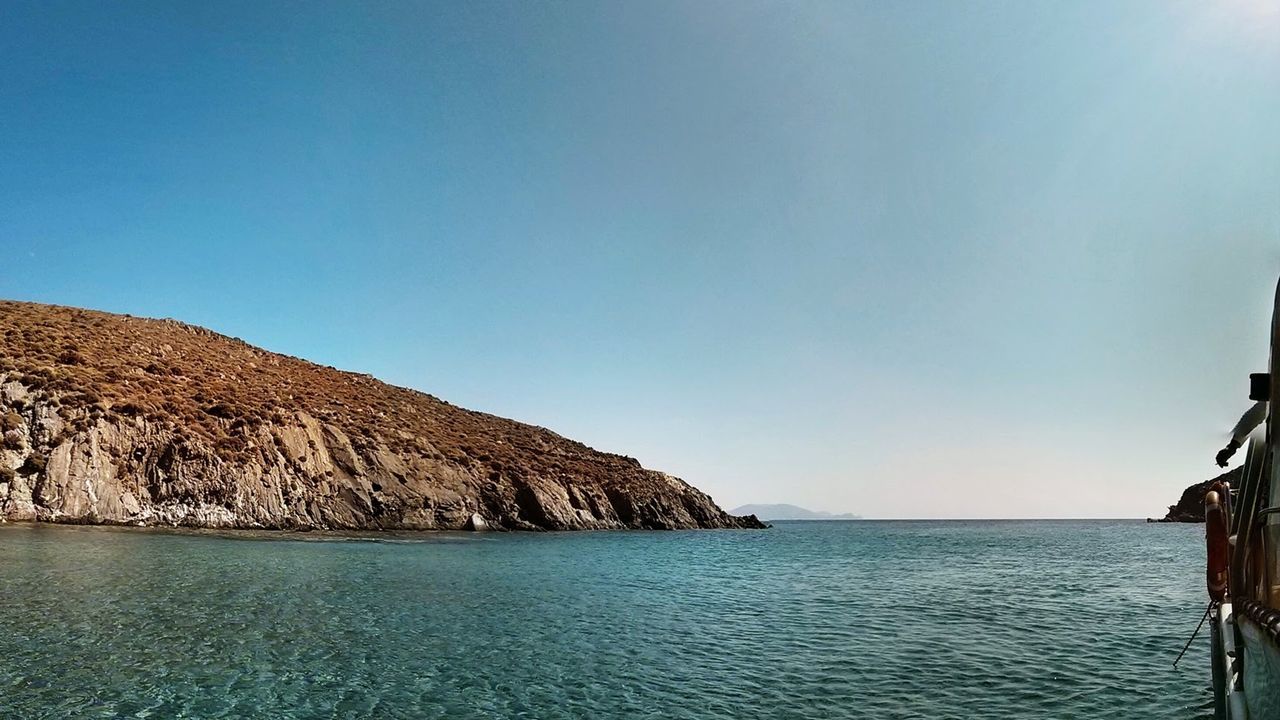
<box><xmin>467</xmin><ymin>513</ymin><xmax>489</xmax><ymax>531</ymax></box>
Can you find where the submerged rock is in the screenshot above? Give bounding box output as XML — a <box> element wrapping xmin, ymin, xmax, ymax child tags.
<box><xmin>0</xmin><ymin>300</ymin><xmax>765</xmax><ymax>532</ymax></box>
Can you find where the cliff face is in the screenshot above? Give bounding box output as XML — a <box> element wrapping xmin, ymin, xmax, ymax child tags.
<box><xmin>1151</xmin><ymin>467</ymin><xmax>1242</xmax><ymax>523</ymax></box>
<box><xmin>0</xmin><ymin>301</ymin><xmax>764</xmax><ymax>531</ymax></box>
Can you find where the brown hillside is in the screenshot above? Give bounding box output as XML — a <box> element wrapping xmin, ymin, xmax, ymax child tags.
<box><xmin>0</xmin><ymin>300</ymin><xmax>763</xmax><ymax>531</ymax></box>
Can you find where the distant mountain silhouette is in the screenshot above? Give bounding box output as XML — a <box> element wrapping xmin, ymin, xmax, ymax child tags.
<box><xmin>730</xmin><ymin>504</ymin><xmax>861</xmax><ymax>521</ymax></box>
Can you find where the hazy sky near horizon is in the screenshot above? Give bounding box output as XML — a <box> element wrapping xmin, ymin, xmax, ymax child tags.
<box><xmin>3</xmin><ymin>1</ymin><xmax>1280</xmax><ymax>518</ymax></box>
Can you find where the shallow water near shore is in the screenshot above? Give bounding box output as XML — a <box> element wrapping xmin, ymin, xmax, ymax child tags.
<box><xmin>0</xmin><ymin>519</ymin><xmax>1210</xmax><ymax>719</ymax></box>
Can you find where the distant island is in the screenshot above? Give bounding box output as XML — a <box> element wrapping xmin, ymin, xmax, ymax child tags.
<box><xmin>731</xmin><ymin>504</ymin><xmax>861</xmax><ymax>521</ymax></box>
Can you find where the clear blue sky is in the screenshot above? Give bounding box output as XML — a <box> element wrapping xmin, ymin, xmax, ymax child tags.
<box><xmin>3</xmin><ymin>1</ymin><xmax>1279</xmax><ymax>518</ymax></box>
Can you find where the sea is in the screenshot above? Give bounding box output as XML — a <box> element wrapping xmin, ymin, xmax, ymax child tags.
<box><xmin>0</xmin><ymin>519</ymin><xmax>1211</xmax><ymax>719</ymax></box>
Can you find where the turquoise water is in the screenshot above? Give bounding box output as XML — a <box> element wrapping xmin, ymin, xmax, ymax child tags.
<box><xmin>0</xmin><ymin>520</ymin><xmax>1211</xmax><ymax>719</ymax></box>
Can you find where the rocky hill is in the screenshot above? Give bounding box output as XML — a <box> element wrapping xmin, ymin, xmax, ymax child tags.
<box><xmin>0</xmin><ymin>300</ymin><xmax>763</xmax><ymax>531</ymax></box>
<box><xmin>1150</xmin><ymin>467</ymin><xmax>1242</xmax><ymax>523</ymax></box>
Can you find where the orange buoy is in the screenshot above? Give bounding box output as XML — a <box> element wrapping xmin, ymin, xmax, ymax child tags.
<box><xmin>1206</xmin><ymin>483</ymin><xmax>1230</xmax><ymax>601</ymax></box>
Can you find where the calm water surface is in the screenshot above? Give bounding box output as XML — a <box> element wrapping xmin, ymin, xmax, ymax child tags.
<box><xmin>0</xmin><ymin>520</ymin><xmax>1210</xmax><ymax>719</ymax></box>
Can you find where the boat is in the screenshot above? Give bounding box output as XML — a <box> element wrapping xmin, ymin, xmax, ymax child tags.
<box><xmin>1205</xmin><ymin>277</ymin><xmax>1280</xmax><ymax>719</ymax></box>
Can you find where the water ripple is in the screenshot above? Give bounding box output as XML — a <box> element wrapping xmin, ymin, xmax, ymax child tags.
<box><xmin>0</xmin><ymin>520</ymin><xmax>1212</xmax><ymax>718</ymax></box>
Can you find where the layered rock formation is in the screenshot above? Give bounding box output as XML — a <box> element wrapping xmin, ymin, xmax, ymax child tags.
<box><xmin>0</xmin><ymin>301</ymin><xmax>764</xmax><ymax>531</ymax></box>
<box><xmin>1150</xmin><ymin>467</ymin><xmax>1242</xmax><ymax>523</ymax></box>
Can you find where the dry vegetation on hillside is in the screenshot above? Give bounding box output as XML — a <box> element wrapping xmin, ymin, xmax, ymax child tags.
<box><xmin>0</xmin><ymin>300</ymin><xmax>764</xmax><ymax>531</ymax></box>
<box><xmin>0</xmin><ymin>300</ymin><xmax>634</xmax><ymax>482</ymax></box>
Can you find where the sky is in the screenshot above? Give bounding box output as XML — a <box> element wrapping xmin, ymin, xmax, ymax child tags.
<box><xmin>2</xmin><ymin>1</ymin><xmax>1280</xmax><ymax>518</ymax></box>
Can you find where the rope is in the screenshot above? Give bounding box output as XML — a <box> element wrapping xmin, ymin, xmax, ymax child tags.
<box><xmin>1174</xmin><ymin>601</ymin><xmax>1217</xmax><ymax>669</ymax></box>
<box><xmin>1236</xmin><ymin>598</ymin><xmax>1280</xmax><ymax>644</ymax></box>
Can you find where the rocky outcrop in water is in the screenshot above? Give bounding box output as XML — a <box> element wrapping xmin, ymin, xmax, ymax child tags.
<box><xmin>1149</xmin><ymin>467</ymin><xmax>1242</xmax><ymax>523</ymax></box>
<box><xmin>0</xmin><ymin>301</ymin><xmax>764</xmax><ymax>531</ymax></box>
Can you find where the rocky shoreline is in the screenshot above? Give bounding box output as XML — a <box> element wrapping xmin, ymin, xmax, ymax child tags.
<box><xmin>0</xmin><ymin>301</ymin><xmax>765</xmax><ymax>532</ymax></box>
<box><xmin>1148</xmin><ymin>467</ymin><xmax>1241</xmax><ymax>523</ymax></box>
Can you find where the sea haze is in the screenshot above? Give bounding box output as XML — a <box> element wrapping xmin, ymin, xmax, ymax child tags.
<box><xmin>731</xmin><ymin>503</ymin><xmax>862</xmax><ymax>521</ymax></box>
<box><xmin>0</xmin><ymin>520</ymin><xmax>1209</xmax><ymax>719</ymax></box>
